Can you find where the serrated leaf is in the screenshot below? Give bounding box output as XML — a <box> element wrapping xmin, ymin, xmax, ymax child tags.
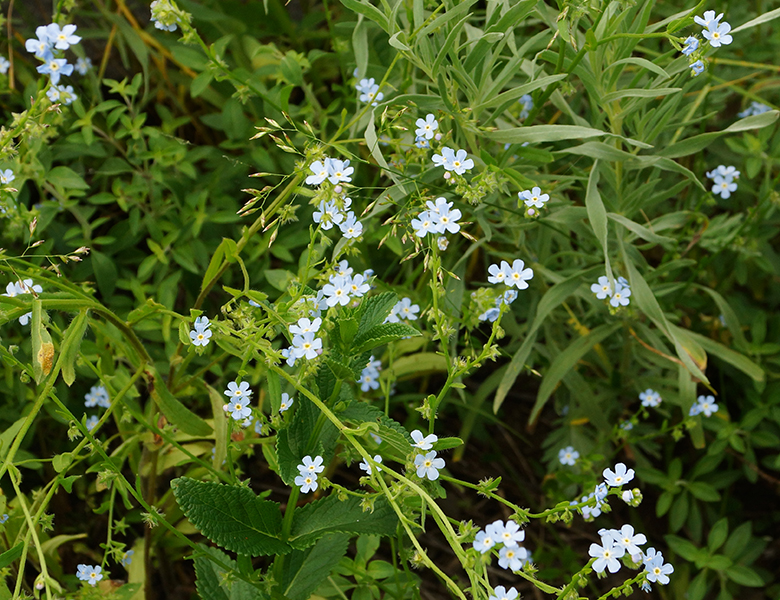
<box><xmin>281</xmin><ymin>534</ymin><xmax>349</xmax><ymax>600</ymax></box>
<box><xmin>289</xmin><ymin>495</ymin><xmax>397</xmax><ymax>549</ymax></box>
<box><xmin>326</xmin><ymin>357</ymin><xmax>354</xmax><ymax>380</ymax></box>
<box><xmin>194</xmin><ymin>544</ymin><xmax>264</xmax><ymax>600</ymax></box>
<box><xmin>171</xmin><ymin>478</ymin><xmax>290</xmax><ymax>557</ymax></box>
<box><xmin>355</xmin><ymin>293</ymin><xmax>398</xmax><ymax>339</ymax></box>
<box><xmin>60</xmin><ymin>309</ymin><xmax>89</xmax><ymax>386</ymax></box>
<box><xmin>339</xmin><ymin>402</ymin><xmax>412</xmax><ymax>458</ymax></box>
<box><xmin>352</xmin><ymin>323</ymin><xmax>420</xmax><ymax>354</ymax></box>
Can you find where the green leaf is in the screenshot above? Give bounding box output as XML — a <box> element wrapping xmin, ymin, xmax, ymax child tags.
<box><xmin>723</xmin><ymin>521</ymin><xmax>752</xmax><ymax>558</ymax></box>
<box><xmin>389</xmin><ymin>352</ymin><xmax>448</xmax><ymax>379</ymax></box>
<box><xmin>325</xmin><ymin>356</ymin><xmax>355</xmax><ymax>380</ymax></box>
<box><xmin>601</xmin><ymin>87</ymin><xmax>680</xmax><ymax>103</ymax></box>
<box><xmin>585</xmin><ymin>161</ymin><xmax>612</xmax><ymax>281</ymax></box>
<box><xmin>91</xmin><ymin>250</ymin><xmax>118</xmax><ymax>298</ymax></box>
<box><xmin>494</xmin><ymin>269</ymin><xmax>600</xmax><ymax>411</ymax></box>
<box><xmin>488</xmin><ymin>124</ymin><xmax>608</xmax><ymax>144</ymax></box>
<box><xmin>607</xmin><ymin>213</ymin><xmax>675</xmax><ymax>246</ymax></box>
<box><xmin>339</xmin><ymin>402</ymin><xmax>412</xmax><ymax>457</ymax></box>
<box><xmin>664</xmin><ymin>534</ymin><xmax>699</xmax><ymax>561</ymax></box>
<box><xmin>352</xmin><ymin>322</ymin><xmax>420</xmax><ymax>354</ymax></box>
<box><xmin>149</xmin><ymin>369</ymin><xmax>212</xmax><ymax>437</ymax></box>
<box><xmin>0</xmin><ymin>544</ymin><xmax>23</xmax><ymax>570</ymax></box>
<box><xmin>171</xmin><ymin>478</ymin><xmax>291</xmax><ymax>557</ymax></box>
<box><xmin>194</xmin><ymin>544</ymin><xmax>264</xmax><ymax>600</ymax></box>
<box><xmin>46</xmin><ymin>166</ymin><xmax>89</xmax><ymax>190</ymax></box>
<box><xmin>669</xmin><ymin>491</ymin><xmax>689</xmax><ymax>532</ymax></box>
<box><xmin>733</xmin><ymin>7</ymin><xmax>780</xmax><ymax>32</ymax></box>
<box><xmin>660</xmin><ymin>110</ymin><xmax>778</xmax><ymax>158</ymax></box>
<box><xmin>685</xmin><ymin>331</ymin><xmax>764</xmax><ymax>382</ymax></box>
<box><xmin>289</xmin><ymin>495</ymin><xmax>398</xmax><ymax>549</ymax></box>
<box><xmin>355</xmin><ymin>293</ymin><xmax>398</xmax><ymax>339</ymax></box>
<box><xmin>472</xmin><ymin>74</ymin><xmax>567</xmax><ymax>112</ymax></box>
<box><xmin>529</xmin><ymin>322</ymin><xmax>622</xmax><ymax>424</ymax></box>
<box><xmin>607</xmin><ymin>56</ymin><xmax>670</xmax><ymax>79</ymax></box>
<box><xmin>191</xmin><ymin>72</ymin><xmax>213</xmax><ymax>98</ymax></box>
<box><xmin>656</xmin><ymin>490</ymin><xmax>673</xmax><ymax>517</ymax></box>
<box><xmin>708</xmin><ymin>517</ymin><xmax>729</xmax><ymax>551</ymax></box>
<box><xmin>725</xmin><ymin>565</ymin><xmax>764</xmax><ymax>587</ymax></box>
<box><xmin>687</xmin><ymin>481</ymin><xmax>720</xmax><ymax>502</ymax></box>
<box><xmin>687</xmin><ymin>571</ymin><xmax>710</xmax><ymax>600</ymax></box>
<box><xmin>339</xmin><ymin>0</ymin><xmax>389</xmax><ymax>32</ymax></box>
<box><xmin>281</xmin><ymin>534</ymin><xmax>350</xmax><ymax>600</ymax></box>
<box><xmin>267</xmin><ymin>371</ymin><xmax>282</xmax><ymax>414</ymax></box>
<box><xmin>60</xmin><ymin>309</ymin><xmax>89</xmax><ymax>386</ymax></box>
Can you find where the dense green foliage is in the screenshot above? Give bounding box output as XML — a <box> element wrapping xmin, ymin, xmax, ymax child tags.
<box><xmin>2</xmin><ymin>1</ymin><xmax>780</xmax><ymax>599</ymax></box>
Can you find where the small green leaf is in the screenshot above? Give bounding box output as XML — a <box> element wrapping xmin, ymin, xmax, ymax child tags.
<box><xmin>171</xmin><ymin>478</ymin><xmax>290</xmax><ymax>557</ymax></box>
<box><xmin>0</xmin><ymin>544</ymin><xmax>23</xmax><ymax>570</ymax></box>
<box><xmin>46</xmin><ymin>166</ymin><xmax>89</xmax><ymax>190</ymax></box>
<box><xmin>194</xmin><ymin>544</ymin><xmax>264</xmax><ymax>600</ymax></box>
<box><xmin>708</xmin><ymin>517</ymin><xmax>729</xmax><ymax>551</ymax></box>
<box><xmin>664</xmin><ymin>535</ymin><xmax>699</xmax><ymax>561</ymax></box>
<box><xmin>60</xmin><ymin>310</ymin><xmax>89</xmax><ymax>386</ymax></box>
<box><xmin>687</xmin><ymin>481</ymin><xmax>721</xmax><ymax>502</ymax></box>
<box><xmin>725</xmin><ymin>565</ymin><xmax>764</xmax><ymax>587</ymax></box>
<box><xmin>267</xmin><ymin>371</ymin><xmax>282</xmax><ymax>414</ymax></box>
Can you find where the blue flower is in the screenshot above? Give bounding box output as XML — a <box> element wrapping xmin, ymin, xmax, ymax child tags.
<box><xmin>644</xmin><ymin>552</ymin><xmax>674</xmax><ymax>585</ymax></box>
<box><xmin>690</xmin><ymin>60</ymin><xmax>705</xmax><ymax>77</ymax></box>
<box><xmin>0</xmin><ymin>169</ymin><xmax>15</xmax><ymax>185</ymax></box>
<box><xmin>608</xmin><ymin>524</ymin><xmax>647</xmax><ymax>556</ymax></box>
<box><xmin>25</xmin><ymin>26</ymin><xmax>53</xmax><ymax>59</ymax></box>
<box><xmin>603</xmin><ymin>462</ymin><xmax>635</xmax><ymax>487</ymax></box>
<box><xmin>478</xmin><ymin>307</ymin><xmax>500</xmax><ymax>322</ymax></box>
<box><xmin>226</xmin><ymin>398</ymin><xmax>251</xmax><ymax>420</ymax></box>
<box><xmin>46</xmin><ymin>24</ymin><xmax>81</xmax><ymax>51</ymax></box>
<box><xmin>297</xmin><ymin>455</ymin><xmax>325</xmax><ymax>476</ymax></box>
<box><xmin>712</xmin><ymin>176</ymin><xmax>737</xmax><ymax>199</ymax></box>
<box><xmin>76</xmin><ymin>564</ymin><xmax>103</xmax><ymax>586</ymax></box>
<box><xmin>279</xmin><ymin>393</ymin><xmax>294</xmax><ymax>412</ymax></box>
<box><xmin>518</xmin><ymin>94</ymin><xmax>533</xmax><ymax>119</ymax></box>
<box><xmin>472</xmin><ymin>528</ymin><xmax>497</xmax><ymax>553</ymax></box>
<box><xmin>498</xmin><ymin>545</ymin><xmax>529</xmax><ymax>571</ymax></box>
<box><xmin>0</xmin><ymin>514</ymin><xmax>8</xmax><ymax>524</ymax></box>
<box><xmin>0</xmin><ymin>57</ymin><xmax>9</xmax><ymax>75</ymax></box>
<box><xmin>609</xmin><ymin>282</ymin><xmax>631</xmax><ymax>307</ymax></box>
<box><xmin>681</xmin><ymin>36</ymin><xmax>699</xmax><ymax>56</ymax></box>
<box><xmin>151</xmin><ymin>0</ymin><xmax>180</xmax><ymax>32</ymax></box>
<box><xmin>558</xmin><ymin>446</ymin><xmax>579</xmax><ymax>465</ymax></box>
<box><xmin>703</xmin><ymin>21</ymin><xmax>733</xmax><ymax>48</ymax></box>
<box><xmin>639</xmin><ymin>388</ymin><xmax>662</xmax><ymax>407</ymax></box>
<box><xmin>410</xmin><ymin>430</ymin><xmax>437</xmax><ymax>450</ymax></box>
<box><xmin>75</xmin><ymin>57</ymin><xmax>93</xmax><ymax>75</ymax></box>
<box><xmin>738</xmin><ymin>102</ymin><xmax>771</xmax><ymax>118</ymax></box>
<box><xmin>359</xmin><ymin>455</ymin><xmax>382</xmax><ymax>474</ymax></box>
<box><xmin>120</xmin><ymin>550</ymin><xmax>134</xmax><ymax>567</ymax></box>
<box><xmin>415</xmin><ymin>114</ymin><xmax>438</xmax><ymax>140</ymax></box>
<box><xmin>591</xmin><ymin>275</ymin><xmax>612</xmax><ymax>299</ymax></box>
<box><xmin>86</xmin><ymin>415</ymin><xmax>99</xmax><ymax>430</ymax></box>
<box><xmin>589</xmin><ymin>535</ymin><xmax>625</xmax><ymax>573</ymax></box>
<box><xmin>489</xmin><ymin>586</ymin><xmax>518</xmax><ymax>600</ymax></box>
<box><xmin>496</xmin><ymin>519</ymin><xmax>525</xmax><ymax>547</ymax></box>
<box><xmin>689</xmin><ymin>394</ymin><xmax>718</xmax><ymax>417</ymax></box>
<box><xmin>224</xmin><ymin>380</ymin><xmax>252</xmax><ymax>400</ymax></box>
<box><xmin>294</xmin><ymin>472</ymin><xmax>318</xmax><ymax>493</ymax></box>
<box><xmin>414</xmin><ymin>450</ymin><xmax>445</xmax><ymax>480</ymax></box>
<box><xmin>36</xmin><ymin>57</ymin><xmax>74</xmax><ymax>85</ymax></box>
<box><xmin>85</xmin><ymin>385</ymin><xmax>110</xmax><ymax>408</ymax></box>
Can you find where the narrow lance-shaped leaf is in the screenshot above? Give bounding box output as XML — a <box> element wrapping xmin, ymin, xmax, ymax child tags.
<box><xmin>60</xmin><ymin>309</ymin><xmax>89</xmax><ymax>386</ymax></box>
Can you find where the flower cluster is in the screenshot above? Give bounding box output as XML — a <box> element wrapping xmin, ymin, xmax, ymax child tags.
<box><xmin>3</xmin><ymin>279</ymin><xmax>42</xmax><ymax>325</ymax></box>
<box><xmin>487</xmin><ymin>259</ymin><xmax>534</xmax><ymax>290</ymax></box>
<box><xmin>558</xmin><ymin>445</ymin><xmax>579</xmax><ymax>466</ymax></box>
<box><xmin>76</xmin><ymin>564</ymin><xmax>103</xmax><ymax>586</ymax></box>
<box><xmin>518</xmin><ymin>186</ymin><xmax>550</xmax><ymax>218</ymax></box>
<box><xmin>411</xmin><ymin>197</ymin><xmax>462</xmax><ymax>238</ymax></box>
<box><xmin>357</xmin><ymin>355</ymin><xmax>382</xmax><ymax>391</ymax></box>
<box><xmin>189</xmin><ymin>315</ymin><xmax>212</xmax><ymax>346</ymax></box>
<box><xmin>295</xmin><ymin>455</ymin><xmax>324</xmax><ymax>493</ymax></box>
<box><xmin>432</xmin><ymin>147</ymin><xmax>474</xmax><ymax>176</ymax></box>
<box><xmin>683</xmin><ymin>11</ymin><xmax>733</xmax><ymax>77</ymax></box>
<box><xmin>639</xmin><ymin>388</ymin><xmax>662</xmax><ymax>407</ymax></box>
<box><xmin>472</xmin><ymin>519</ymin><xmax>530</xmax><ymax>572</ymax></box>
<box><xmin>385</xmin><ymin>298</ymin><xmax>420</xmax><ymax>323</ymax></box>
<box><xmin>356</xmin><ymin>77</ymin><xmax>384</xmax><ymax>105</ymax></box>
<box><xmin>281</xmin><ymin>316</ymin><xmax>323</xmax><ymax>367</ymax></box>
<box><xmin>689</xmin><ymin>394</ymin><xmax>718</xmax><ymax>417</ymax></box>
<box><xmin>706</xmin><ymin>165</ymin><xmax>739</xmax><ymax>199</ymax></box>
<box><xmin>223</xmin><ymin>380</ymin><xmax>253</xmax><ymax>421</ymax></box>
<box><xmin>573</xmin><ymin>463</ymin><xmax>635</xmax><ymax>520</ymax></box>
<box><xmin>589</xmin><ymin>529</ymin><xmax>673</xmax><ymax>590</ymax></box>
<box><xmin>478</xmin><ymin>289</ymin><xmax>517</xmax><ymax>323</ymax></box>
<box><xmin>85</xmin><ymin>385</ymin><xmax>111</xmax><ymax>409</ymax></box>
<box><xmin>25</xmin><ymin>23</ymin><xmax>80</xmax><ymax>88</ymax></box>
<box><xmin>307</xmin><ymin>157</ymin><xmax>354</xmax><ymax>186</ymax></box>
<box><xmin>590</xmin><ymin>275</ymin><xmax>631</xmax><ymax>308</ymax></box>
<box><xmin>150</xmin><ymin>0</ymin><xmax>182</xmax><ymax>32</ymax></box>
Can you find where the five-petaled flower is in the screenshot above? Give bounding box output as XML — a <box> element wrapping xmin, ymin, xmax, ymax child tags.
<box><xmin>489</xmin><ymin>586</ymin><xmax>519</xmax><ymax>600</ymax></box>
<box><xmin>558</xmin><ymin>446</ymin><xmax>579</xmax><ymax>466</ymax></box>
<box><xmin>589</xmin><ymin>535</ymin><xmax>626</xmax><ymax>573</ymax></box>
<box><xmin>410</xmin><ymin>429</ymin><xmax>437</xmax><ymax>450</ymax></box>
<box><xmin>519</xmin><ymin>187</ymin><xmax>550</xmax><ymax>209</ymax></box>
<box><xmin>76</xmin><ymin>564</ymin><xmax>103</xmax><ymax>586</ymax></box>
<box><xmin>279</xmin><ymin>393</ymin><xmax>294</xmax><ymax>412</ymax></box>
<box><xmin>359</xmin><ymin>455</ymin><xmax>382</xmax><ymax>475</ymax></box>
<box><xmin>414</xmin><ymin>450</ymin><xmax>445</xmax><ymax>480</ymax></box>
<box><xmin>639</xmin><ymin>389</ymin><xmax>662</xmax><ymax>408</ymax></box>
<box><xmin>603</xmin><ymin>462</ymin><xmax>635</xmax><ymax>487</ymax></box>
<box><xmin>224</xmin><ymin>380</ymin><xmax>252</xmax><ymax>400</ymax></box>
<box><xmin>415</xmin><ymin>114</ymin><xmax>438</xmax><ymax>140</ymax></box>
<box><xmin>298</xmin><ymin>455</ymin><xmax>325</xmax><ymax>475</ymax></box>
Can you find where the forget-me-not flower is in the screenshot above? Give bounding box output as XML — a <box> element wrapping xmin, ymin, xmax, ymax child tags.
<box><xmin>558</xmin><ymin>446</ymin><xmax>579</xmax><ymax>466</ymax></box>
<box><xmin>414</xmin><ymin>451</ymin><xmax>445</xmax><ymax>480</ymax></box>
<box><xmin>76</xmin><ymin>564</ymin><xmax>103</xmax><ymax>586</ymax></box>
<box><xmin>603</xmin><ymin>462</ymin><xmax>635</xmax><ymax>487</ymax></box>
<box><xmin>589</xmin><ymin>535</ymin><xmax>625</xmax><ymax>573</ymax></box>
<box><xmin>415</xmin><ymin>114</ymin><xmax>438</xmax><ymax>140</ymax></box>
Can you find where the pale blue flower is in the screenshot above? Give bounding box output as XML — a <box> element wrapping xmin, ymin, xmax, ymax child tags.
<box><xmin>591</xmin><ymin>275</ymin><xmax>612</xmax><ymax>299</ymax></box>
<box><xmin>190</xmin><ymin>327</ymin><xmax>212</xmax><ymax>346</ymax></box>
<box><xmin>432</xmin><ymin>147</ymin><xmax>473</xmax><ymax>175</ymax></box>
<box><xmin>639</xmin><ymin>389</ymin><xmax>662</xmax><ymax>407</ymax></box>
<box><xmin>609</xmin><ymin>283</ymin><xmax>631</xmax><ymax>307</ymax></box>
<box><xmin>703</xmin><ymin>21</ymin><xmax>732</xmax><ymax>47</ymax></box>
<box><xmin>478</xmin><ymin>307</ymin><xmax>500</xmax><ymax>322</ymax></box>
<box><xmin>644</xmin><ymin>553</ymin><xmax>674</xmax><ymax>584</ymax></box>
<box><xmin>46</xmin><ymin>23</ymin><xmax>81</xmax><ymax>51</ymax></box>
<box><xmin>518</xmin><ymin>94</ymin><xmax>533</xmax><ymax>119</ymax></box>
<box><xmin>226</xmin><ymin>398</ymin><xmax>251</xmax><ymax>420</ymax></box>
<box><xmin>339</xmin><ymin>212</ymin><xmax>363</xmax><ymax>239</ymax></box>
<box><xmin>290</xmin><ymin>317</ymin><xmax>322</xmax><ymax>336</ymax></box>
<box><xmin>86</xmin><ymin>415</ymin><xmax>99</xmax><ymax>430</ymax></box>
<box><xmin>414</xmin><ymin>450</ymin><xmax>445</xmax><ymax>480</ymax></box>
<box><xmin>558</xmin><ymin>446</ymin><xmax>579</xmax><ymax>466</ymax></box>
<box><xmin>0</xmin><ymin>169</ymin><xmax>15</xmax><ymax>185</ymax></box>
<box><xmin>681</xmin><ymin>36</ymin><xmax>699</xmax><ymax>56</ymax></box>
<box><xmin>603</xmin><ymin>462</ymin><xmax>635</xmax><ymax>487</ymax></box>
<box><xmin>75</xmin><ymin>57</ymin><xmax>92</xmax><ymax>75</ymax></box>
<box><xmin>690</xmin><ymin>60</ymin><xmax>705</xmax><ymax>77</ymax></box>
<box><xmin>359</xmin><ymin>454</ymin><xmax>382</xmax><ymax>474</ymax></box>
<box><xmin>294</xmin><ymin>472</ymin><xmax>318</xmax><ymax>493</ymax></box>
<box><xmin>712</xmin><ymin>176</ymin><xmax>737</xmax><ymax>198</ymax></box>
<box><xmin>326</xmin><ymin>159</ymin><xmax>353</xmax><ymax>184</ymax></box>
<box><xmin>497</xmin><ymin>520</ymin><xmax>525</xmax><ymax>547</ymax></box>
<box><xmin>519</xmin><ymin>187</ymin><xmax>549</xmax><ymax>209</ymax></box>
<box><xmin>411</xmin><ymin>210</ymin><xmax>438</xmax><ymax>237</ymax></box>
<box><xmin>85</xmin><ymin>385</ymin><xmax>110</xmax><ymax>409</ymax></box>
<box><xmin>291</xmin><ymin>332</ymin><xmax>322</xmax><ymax>359</ymax></box>
<box><xmin>25</xmin><ymin>27</ymin><xmax>53</xmax><ymax>58</ymax></box>
<box><xmin>738</xmin><ymin>102</ymin><xmax>771</xmax><ymax>118</ymax></box>
<box><xmin>609</xmin><ymin>524</ymin><xmax>647</xmax><ymax>556</ymax></box>
<box><xmin>690</xmin><ymin>394</ymin><xmax>718</xmax><ymax>417</ymax></box>
<box><xmin>589</xmin><ymin>535</ymin><xmax>625</xmax><ymax>573</ymax></box>
<box><xmin>322</xmin><ymin>275</ymin><xmax>352</xmax><ymax>306</ymax></box>
<box><xmin>120</xmin><ymin>550</ymin><xmax>134</xmax><ymax>567</ymax></box>
<box><xmin>411</xmin><ymin>429</ymin><xmax>437</xmax><ymax>450</ymax></box>
<box><xmin>279</xmin><ymin>393</ymin><xmax>294</xmax><ymax>412</ymax></box>
<box><xmin>489</xmin><ymin>586</ymin><xmax>518</xmax><ymax>600</ymax></box>
<box><xmin>415</xmin><ymin>114</ymin><xmax>438</xmax><ymax>140</ymax></box>
<box><xmin>306</xmin><ymin>160</ymin><xmax>331</xmax><ymax>186</ymax></box>
<box><xmin>0</xmin><ymin>57</ymin><xmax>9</xmax><ymax>75</ymax></box>
<box><xmin>224</xmin><ymin>380</ymin><xmax>252</xmax><ymax>400</ymax></box>
<box><xmin>0</xmin><ymin>514</ymin><xmax>9</xmax><ymax>524</ymax></box>
<box><xmin>76</xmin><ymin>564</ymin><xmax>103</xmax><ymax>586</ymax></box>
<box><xmin>298</xmin><ymin>455</ymin><xmax>325</xmax><ymax>475</ymax></box>
<box><xmin>498</xmin><ymin>545</ymin><xmax>529</xmax><ymax>571</ymax></box>
<box><xmin>473</xmin><ymin>529</ymin><xmax>497</xmax><ymax>553</ymax></box>
<box><xmin>504</xmin><ymin>259</ymin><xmax>533</xmax><ymax>290</ymax></box>
<box><xmin>37</xmin><ymin>57</ymin><xmax>73</xmax><ymax>84</ymax></box>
